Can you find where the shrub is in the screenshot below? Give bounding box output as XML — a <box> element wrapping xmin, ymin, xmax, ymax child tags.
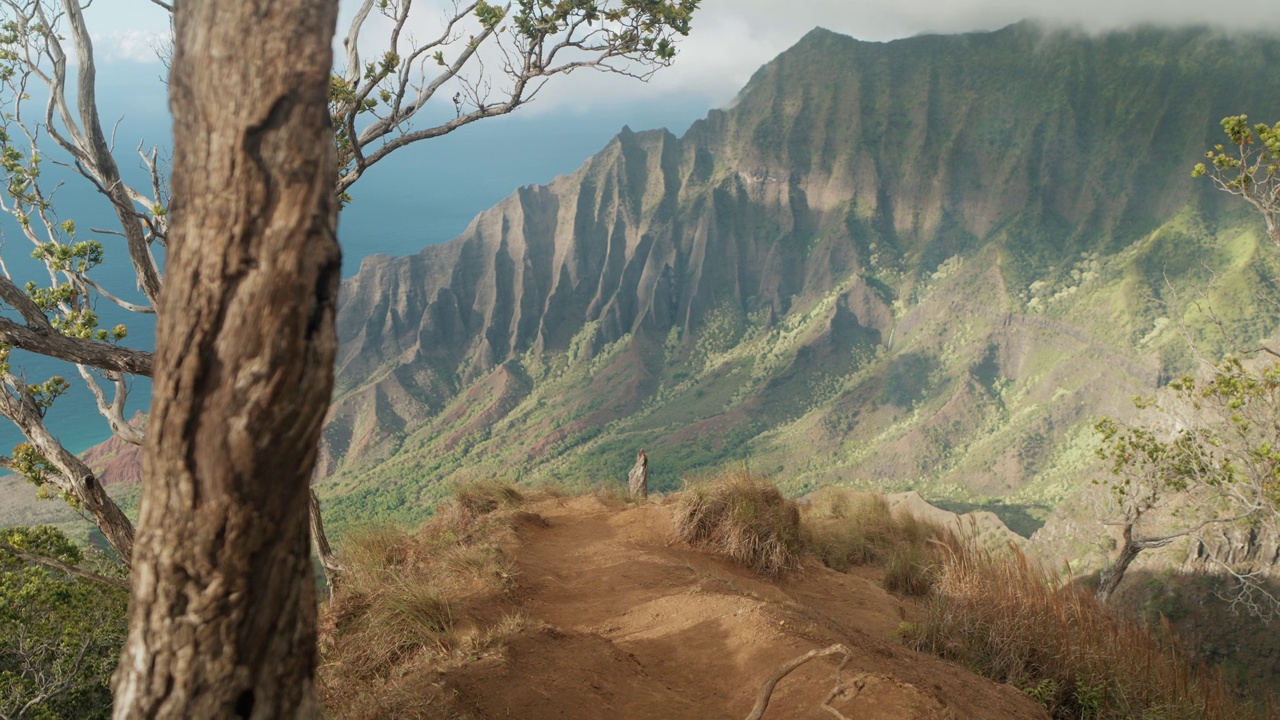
<box><xmin>671</xmin><ymin>469</ymin><xmax>803</xmax><ymax>577</ymax></box>
<box><xmin>881</xmin><ymin>543</ymin><xmax>936</xmax><ymax>596</ymax></box>
<box><xmin>0</xmin><ymin>526</ymin><xmax>128</xmax><ymax>720</ymax></box>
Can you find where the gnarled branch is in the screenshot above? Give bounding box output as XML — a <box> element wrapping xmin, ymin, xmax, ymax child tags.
<box><xmin>0</xmin><ymin>317</ymin><xmax>153</xmax><ymax>376</ymax></box>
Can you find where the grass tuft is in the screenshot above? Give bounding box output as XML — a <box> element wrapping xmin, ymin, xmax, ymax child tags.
<box><xmin>451</xmin><ymin>479</ymin><xmax>524</xmax><ymax>517</ymax></box>
<box><xmin>881</xmin><ymin>543</ymin><xmax>936</xmax><ymax>597</ymax></box>
<box><xmin>671</xmin><ymin>468</ymin><xmax>803</xmax><ymax>577</ymax></box>
<box><xmin>910</xmin><ymin>538</ymin><xmax>1271</xmax><ymax>719</ymax></box>
<box><xmin>319</xmin><ymin>481</ymin><xmax>529</xmax><ymax>719</ymax></box>
<box><xmin>801</xmin><ymin>489</ymin><xmax>950</xmax><ymax>595</ymax></box>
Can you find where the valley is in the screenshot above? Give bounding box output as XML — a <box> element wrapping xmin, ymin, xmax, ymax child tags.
<box><xmin>316</xmin><ymin>23</ymin><xmax>1280</xmax><ymax>546</ymax></box>
<box><xmin>9</xmin><ymin>3</ymin><xmax>1280</xmax><ymax>717</ymax></box>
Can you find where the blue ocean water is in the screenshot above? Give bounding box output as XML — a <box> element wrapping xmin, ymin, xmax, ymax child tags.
<box><xmin>0</xmin><ymin>62</ymin><xmax>709</xmax><ymax>456</ymax></box>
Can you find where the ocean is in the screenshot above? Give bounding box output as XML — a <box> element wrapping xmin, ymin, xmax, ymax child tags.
<box><xmin>0</xmin><ymin>63</ymin><xmax>708</xmax><ymax>456</ymax></box>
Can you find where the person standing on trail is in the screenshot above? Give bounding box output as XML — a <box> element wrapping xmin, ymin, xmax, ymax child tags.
<box><xmin>629</xmin><ymin>450</ymin><xmax>649</xmax><ymax>501</ymax></box>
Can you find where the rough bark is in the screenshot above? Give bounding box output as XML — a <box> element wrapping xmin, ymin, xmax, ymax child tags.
<box><xmin>628</xmin><ymin>449</ymin><xmax>649</xmax><ymax>501</ymax></box>
<box><xmin>112</xmin><ymin>0</ymin><xmax>341</xmax><ymax>717</ymax></box>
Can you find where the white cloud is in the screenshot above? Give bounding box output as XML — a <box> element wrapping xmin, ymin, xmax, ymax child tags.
<box><xmin>90</xmin><ymin>30</ymin><xmax>170</xmax><ymax>64</ymax></box>
<box><xmin>493</xmin><ymin>0</ymin><xmax>1280</xmax><ymax>113</ymax></box>
<box><xmin>81</xmin><ymin>0</ymin><xmax>170</xmax><ymax>63</ymax></box>
<box><xmin>73</xmin><ymin>0</ymin><xmax>1280</xmax><ymax>111</ymax></box>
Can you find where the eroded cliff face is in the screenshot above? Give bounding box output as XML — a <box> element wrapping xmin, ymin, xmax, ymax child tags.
<box><xmin>319</xmin><ymin>23</ymin><xmax>1280</xmax><ymax>530</ymax></box>
<box><xmin>326</xmin><ymin>119</ymin><xmax>878</xmax><ymax>477</ymax></box>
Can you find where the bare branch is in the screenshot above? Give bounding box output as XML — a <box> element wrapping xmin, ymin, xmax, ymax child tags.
<box><xmin>0</xmin><ymin>317</ymin><xmax>153</xmax><ymax>376</ymax></box>
<box><xmin>76</xmin><ymin>274</ymin><xmax>156</xmax><ymax>315</ymax></box>
<box><xmin>0</xmin><ymin>375</ymin><xmax>134</xmax><ymax>562</ymax></box>
<box><xmin>334</xmin><ymin>0</ymin><xmax>695</xmax><ymax>194</ymax></box>
<box><xmin>1205</xmin><ymin>557</ymin><xmax>1280</xmax><ymax>622</ymax></box>
<box><xmin>48</xmin><ymin>0</ymin><xmax>164</xmax><ymax>307</ymax></box>
<box><xmin>76</xmin><ymin>365</ymin><xmax>145</xmax><ymax>445</ymax></box>
<box><xmin>311</xmin><ymin>489</ymin><xmax>344</xmax><ymax>596</ymax></box>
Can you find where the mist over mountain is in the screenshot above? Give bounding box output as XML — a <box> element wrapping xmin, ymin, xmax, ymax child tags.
<box><xmin>303</xmin><ymin>24</ymin><xmax>1280</xmax><ymax>531</ymax></box>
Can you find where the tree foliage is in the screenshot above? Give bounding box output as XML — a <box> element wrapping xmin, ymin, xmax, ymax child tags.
<box><xmin>1091</xmin><ymin>360</ymin><xmax>1279</xmax><ymax>605</ymax></box>
<box><xmin>1097</xmin><ymin>358</ymin><xmax>1280</xmax><ymax>518</ymax></box>
<box><xmin>1193</xmin><ymin>115</ymin><xmax>1280</xmax><ymax>247</ymax></box>
<box><xmin>330</xmin><ymin>0</ymin><xmax>698</xmax><ymax>196</ymax></box>
<box><xmin>0</xmin><ymin>526</ymin><xmax>127</xmax><ymax>720</ymax></box>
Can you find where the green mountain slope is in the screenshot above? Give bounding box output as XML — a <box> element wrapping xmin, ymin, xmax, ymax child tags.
<box><xmin>319</xmin><ymin>23</ymin><xmax>1280</xmax><ymax>535</ymax></box>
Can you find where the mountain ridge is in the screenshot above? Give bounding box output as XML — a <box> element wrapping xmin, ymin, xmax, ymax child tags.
<box><xmin>74</xmin><ymin>23</ymin><xmax>1280</xmax><ymax>537</ymax></box>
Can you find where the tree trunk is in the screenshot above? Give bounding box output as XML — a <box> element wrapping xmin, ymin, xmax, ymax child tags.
<box><xmin>1096</xmin><ymin>524</ymin><xmax>1142</xmax><ymax>604</ymax></box>
<box><xmin>310</xmin><ymin>489</ymin><xmax>343</xmax><ymax>596</ymax></box>
<box><xmin>628</xmin><ymin>449</ymin><xmax>649</xmax><ymax>501</ymax></box>
<box><xmin>112</xmin><ymin>0</ymin><xmax>341</xmax><ymax>717</ymax></box>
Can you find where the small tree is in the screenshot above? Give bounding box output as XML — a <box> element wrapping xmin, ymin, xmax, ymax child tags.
<box><xmin>1093</xmin><ymin>359</ymin><xmax>1278</xmax><ymax>605</ymax></box>
<box><xmin>1090</xmin><ymin>115</ymin><xmax>1280</xmax><ymax>608</ymax></box>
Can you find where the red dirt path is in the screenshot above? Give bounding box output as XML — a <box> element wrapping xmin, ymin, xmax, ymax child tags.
<box><xmin>438</xmin><ymin>494</ymin><xmax>1045</xmax><ymax>719</ymax></box>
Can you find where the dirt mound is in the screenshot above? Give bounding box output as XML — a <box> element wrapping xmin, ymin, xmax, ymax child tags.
<box><xmin>436</xmin><ymin>495</ymin><xmax>1044</xmax><ymax>719</ymax></box>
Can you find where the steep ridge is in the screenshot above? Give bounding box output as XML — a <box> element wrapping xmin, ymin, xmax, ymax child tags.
<box><xmin>321</xmin><ymin>23</ymin><xmax>1280</xmax><ymax>533</ymax></box>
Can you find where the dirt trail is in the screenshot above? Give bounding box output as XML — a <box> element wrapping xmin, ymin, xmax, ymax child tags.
<box><xmin>441</xmin><ymin>495</ymin><xmax>1045</xmax><ymax>719</ymax></box>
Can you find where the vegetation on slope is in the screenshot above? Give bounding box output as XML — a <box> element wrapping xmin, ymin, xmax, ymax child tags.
<box><xmin>796</xmin><ymin>484</ymin><xmax>1271</xmax><ymax>718</ymax></box>
<box><xmin>318</xmin><ymin>481</ymin><xmax>541</xmax><ymax>719</ymax></box>
<box><xmin>319</xmin><ymin>474</ymin><xmax>1273</xmax><ymax>719</ymax></box>
<box><xmin>802</xmin><ymin>489</ymin><xmax>953</xmax><ymax>595</ymax></box>
<box><xmin>0</xmin><ymin>526</ymin><xmax>127</xmax><ymax>720</ymax></box>
<box><xmin>907</xmin><ymin>539</ymin><xmax>1271</xmax><ymax>719</ymax></box>
<box><xmin>319</xmin><ymin>24</ymin><xmax>1280</xmax><ymax>537</ymax></box>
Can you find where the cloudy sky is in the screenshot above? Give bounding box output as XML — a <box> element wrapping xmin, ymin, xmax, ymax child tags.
<box><xmin>82</xmin><ymin>0</ymin><xmax>1280</xmax><ymax>260</ymax></box>
<box><xmin>96</xmin><ymin>0</ymin><xmax>1280</xmax><ymax>110</ymax></box>
<box><xmin>9</xmin><ymin>0</ymin><xmax>1271</xmax><ymax>451</ymax></box>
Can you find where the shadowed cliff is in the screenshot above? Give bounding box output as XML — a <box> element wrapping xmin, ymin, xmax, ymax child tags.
<box><xmin>321</xmin><ymin>22</ymin><xmax>1280</xmax><ymax>533</ymax></box>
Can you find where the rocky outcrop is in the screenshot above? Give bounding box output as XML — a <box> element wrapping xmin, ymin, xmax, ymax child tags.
<box><xmin>1185</xmin><ymin>524</ymin><xmax>1280</xmax><ymax>577</ymax></box>
<box><xmin>81</xmin><ymin>414</ymin><xmax>144</xmax><ymax>486</ymax></box>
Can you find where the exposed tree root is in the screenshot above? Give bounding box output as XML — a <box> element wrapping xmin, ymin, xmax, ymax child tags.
<box><xmin>746</xmin><ymin>643</ymin><xmax>866</xmax><ymax>720</ymax></box>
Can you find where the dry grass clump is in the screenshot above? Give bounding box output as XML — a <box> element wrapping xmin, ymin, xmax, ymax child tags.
<box><xmin>319</xmin><ymin>481</ymin><xmax>530</xmax><ymax>719</ymax></box>
<box><xmin>801</xmin><ymin>489</ymin><xmax>951</xmax><ymax>595</ymax></box>
<box><xmin>672</xmin><ymin>469</ymin><xmax>804</xmax><ymax>577</ymax></box>
<box><xmin>451</xmin><ymin>479</ymin><xmax>524</xmax><ymax>517</ymax></box>
<box><xmin>908</xmin><ymin>540</ymin><xmax>1269</xmax><ymax>719</ymax></box>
